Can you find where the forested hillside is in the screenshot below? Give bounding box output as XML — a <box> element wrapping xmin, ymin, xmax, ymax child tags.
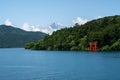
<box><xmin>25</xmin><ymin>15</ymin><xmax>120</xmax><ymax>51</ymax></box>
<box><xmin>0</xmin><ymin>25</ymin><xmax>46</xmax><ymax>48</ymax></box>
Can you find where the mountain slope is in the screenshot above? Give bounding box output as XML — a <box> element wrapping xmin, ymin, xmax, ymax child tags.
<box><xmin>0</xmin><ymin>25</ymin><xmax>46</xmax><ymax>48</ymax></box>
<box><xmin>25</xmin><ymin>15</ymin><xmax>120</xmax><ymax>51</ymax></box>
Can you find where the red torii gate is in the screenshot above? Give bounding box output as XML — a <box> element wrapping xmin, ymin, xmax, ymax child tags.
<box><xmin>88</xmin><ymin>41</ymin><xmax>98</xmax><ymax>51</ymax></box>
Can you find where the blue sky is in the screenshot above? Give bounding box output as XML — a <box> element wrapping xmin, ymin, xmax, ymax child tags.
<box><xmin>0</xmin><ymin>0</ymin><xmax>120</xmax><ymax>33</ymax></box>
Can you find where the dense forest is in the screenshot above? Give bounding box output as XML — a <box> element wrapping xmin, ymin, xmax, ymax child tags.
<box><xmin>0</xmin><ymin>25</ymin><xmax>46</xmax><ymax>48</ymax></box>
<box><xmin>25</xmin><ymin>15</ymin><xmax>120</xmax><ymax>51</ymax></box>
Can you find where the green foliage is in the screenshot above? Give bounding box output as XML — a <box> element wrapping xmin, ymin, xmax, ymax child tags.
<box><xmin>78</xmin><ymin>36</ymin><xmax>88</xmax><ymax>50</ymax></box>
<box><xmin>25</xmin><ymin>15</ymin><xmax>120</xmax><ymax>51</ymax></box>
<box><xmin>0</xmin><ymin>25</ymin><xmax>46</xmax><ymax>48</ymax></box>
<box><xmin>101</xmin><ymin>45</ymin><xmax>111</xmax><ymax>51</ymax></box>
<box><xmin>110</xmin><ymin>39</ymin><xmax>120</xmax><ymax>51</ymax></box>
<box><xmin>25</xmin><ymin>42</ymin><xmax>35</xmax><ymax>49</ymax></box>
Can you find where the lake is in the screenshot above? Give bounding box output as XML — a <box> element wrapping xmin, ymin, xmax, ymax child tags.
<box><xmin>0</xmin><ymin>48</ymin><xmax>120</xmax><ymax>80</ymax></box>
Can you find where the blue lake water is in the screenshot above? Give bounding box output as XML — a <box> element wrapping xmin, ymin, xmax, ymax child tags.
<box><xmin>0</xmin><ymin>48</ymin><xmax>120</xmax><ymax>80</ymax></box>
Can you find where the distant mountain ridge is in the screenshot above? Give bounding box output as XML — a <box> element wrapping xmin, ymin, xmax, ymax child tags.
<box><xmin>0</xmin><ymin>25</ymin><xmax>46</xmax><ymax>48</ymax></box>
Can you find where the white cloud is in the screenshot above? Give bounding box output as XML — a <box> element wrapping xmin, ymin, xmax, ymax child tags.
<box><xmin>21</xmin><ymin>23</ymin><xmax>51</xmax><ymax>34</ymax></box>
<box><xmin>21</xmin><ymin>23</ymin><xmax>32</xmax><ymax>31</ymax></box>
<box><xmin>73</xmin><ymin>17</ymin><xmax>88</xmax><ymax>25</ymax></box>
<box><xmin>31</xmin><ymin>26</ymin><xmax>41</xmax><ymax>31</ymax></box>
<box><xmin>21</xmin><ymin>22</ymin><xmax>64</xmax><ymax>35</ymax></box>
<box><xmin>21</xmin><ymin>23</ymin><xmax>43</xmax><ymax>32</ymax></box>
<box><xmin>5</xmin><ymin>19</ymin><xmax>12</xmax><ymax>26</ymax></box>
<box><xmin>39</xmin><ymin>26</ymin><xmax>54</xmax><ymax>34</ymax></box>
<box><xmin>36</xmin><ymin>22</ymin><xmax>64</xmax><ymax>35</ymax></box>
